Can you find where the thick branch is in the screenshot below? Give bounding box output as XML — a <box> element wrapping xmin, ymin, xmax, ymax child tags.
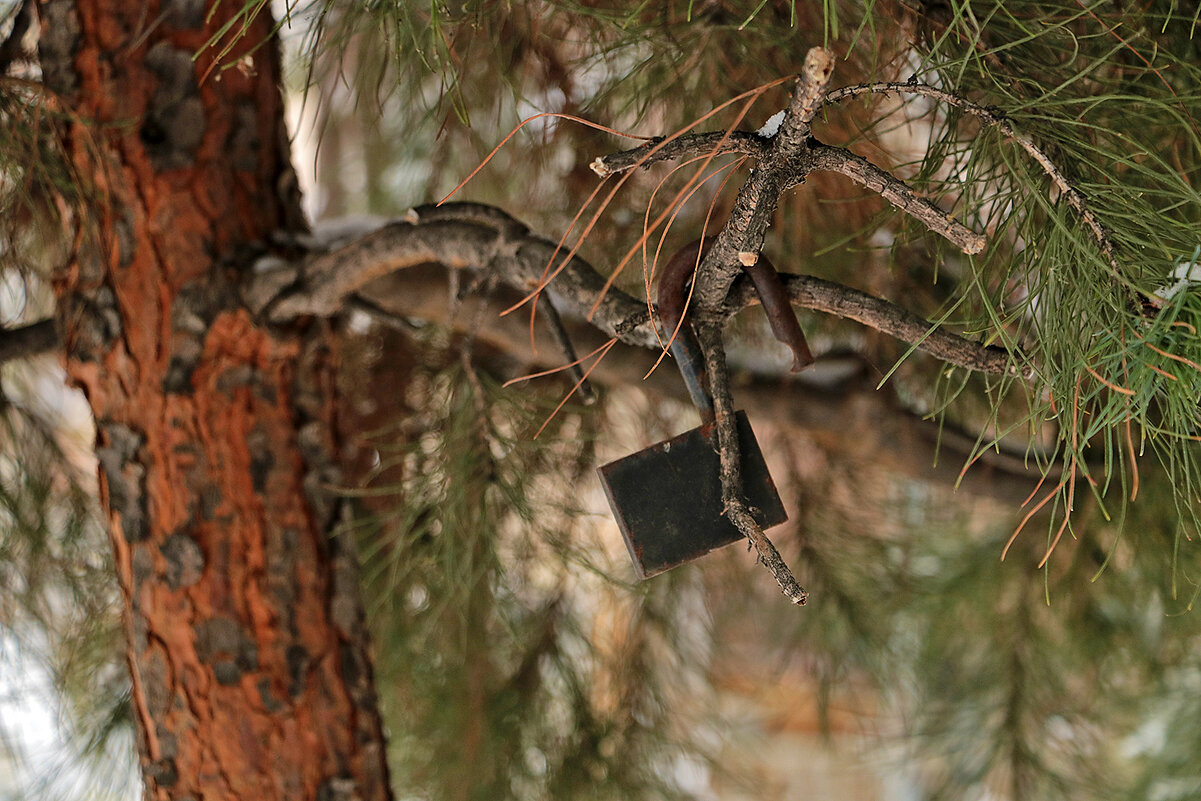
<box><xmin>264</xmin><ymin>220</ymin><xmax>507</xmax><ymax>319</ymax></box>
<box><xmin>256</xmin><ymin>210</ymin><xmax>658</xmax><ymax>349</ymax></box>
<box><xmin>256</xmin><ymin>205</ymin><xmax>1020</xmax><ymax>377</ymax></box>
<box><xmin>693</xmin><ymin>49</ymin><xmax>836</xmax><ymax>313</ymax></box>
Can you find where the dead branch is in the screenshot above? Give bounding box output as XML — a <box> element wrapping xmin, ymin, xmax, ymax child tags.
<box><xmin>822</xmin><ymin>81</ymin><xmax>1121</xmax><ymax>278</ymax></box>
<box><xmin>726</xmin><ymin>272</ymin><xmax>1030</xmax><ymax>378</ymax></box>
<box><xmin>252</xmin><ymin>204</ymin><xmax>1020</xmax><ymax>377</ymax></box>
<box><xmin>696</xmin><ymin>320</ymin><xmax>807</xmax><ymax>605</ymax></box>
<box><xmin>807</xmin><ymin>144</ymin><xmax>986</xmax><ymax>254</ymax></box>
<box><xmin>691</xmin><ymin>49</ymin><xmax>838</xmax><ymax>312</ymax></box>
<box><xmin>592</xmin><ymin>132</ymin><xmax>769</xmax><ymax>176</ymax></box>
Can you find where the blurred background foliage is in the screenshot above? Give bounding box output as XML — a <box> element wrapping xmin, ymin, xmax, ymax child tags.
<box><xmin>4</xmin><ymin>0</ymin><xmax>1201</xmax><ymax>799</ymax></box>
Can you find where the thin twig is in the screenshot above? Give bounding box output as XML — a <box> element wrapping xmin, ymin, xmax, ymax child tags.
<box><xmin>822</xmin><ymin>81</ymin><xmax>1121</xmax><ymax>276</ymax></box>
<box><xmin>808</xmin><ymin>145</ymin><xmax>986</xmax><ymax>254</ymax></box>
<box><xmin>540</xmin><ymin>296</ymin><xmax>596</xmax><ymax>404</ymax></box>
<box><xmin>695</xmin><ymin>321</ymin><xmax>808</xmax><ymax>605</ymax></box>
<box><xmin>344</xmin><ymin>295</ymin><xmax>421</xmax><ymax>332</ymax></box>
<box><xmin>593</xmin><ymin>132</ymin><xmax>768</xmax><ymax>175</ymax></box>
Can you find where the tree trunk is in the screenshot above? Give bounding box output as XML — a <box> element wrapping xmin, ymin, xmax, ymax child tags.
<box><xmin>38</xmin><ymin>2</ymin><xmax>393</xmax><ymax>799</ymax></box>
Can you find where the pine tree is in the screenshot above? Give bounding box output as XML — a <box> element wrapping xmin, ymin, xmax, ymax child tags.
<box><xmin>2</xmin><ymin>1</ymin><xmax>1201</xmax><ymax>800</ymax></box>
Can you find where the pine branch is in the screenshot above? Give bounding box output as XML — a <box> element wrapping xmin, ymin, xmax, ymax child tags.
<box><xmin>807</xmin><ymin>144</ymin><xmax>985</xmax><ymax>254</ymax></box>
<box><xmin>253</xmin><ymin>205</ymin><xmax>1021</xmax><ymax>377</ymax></box>
<box><xmin>695</xmin><ymin>320</ymin><xmax>807</xmax><ymax>605</ymax></box>
<box><xmin>822</xmin><ymin>81</ymin><xmax>1126</xmax><ymax>290</ymax></box>
<box><xmin>691</xmin><ymin>48</ymin><xmax>836</xmax><ymax>312</ymax></box>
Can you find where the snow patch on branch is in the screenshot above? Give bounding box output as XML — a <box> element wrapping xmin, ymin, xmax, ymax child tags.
<box><xmin>1154</xmin><ymin>249</ymin><xmax>1201</xmax><ymax>301</ymax></box>
<box><xmin>755</xmin><ymin>110</ymin><xmax>786</xmax><ymax>139</ymax></box>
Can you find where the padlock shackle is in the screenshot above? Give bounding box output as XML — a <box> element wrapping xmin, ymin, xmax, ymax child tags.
<box><xmin>668</xmin><ymin>327</ymin><xmax>715</xmax><ymax>424</ymax></box>
<box><xmin>657</xmin><ymin>239</ymin><xmax>716</xmax><ymax>425</ymax></box>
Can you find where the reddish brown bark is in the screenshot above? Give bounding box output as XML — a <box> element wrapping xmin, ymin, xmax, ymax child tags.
<box><xmin>39</xmin><ymin>2</ymin><xmax>392</xmax><ymax>799</ymax></box>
